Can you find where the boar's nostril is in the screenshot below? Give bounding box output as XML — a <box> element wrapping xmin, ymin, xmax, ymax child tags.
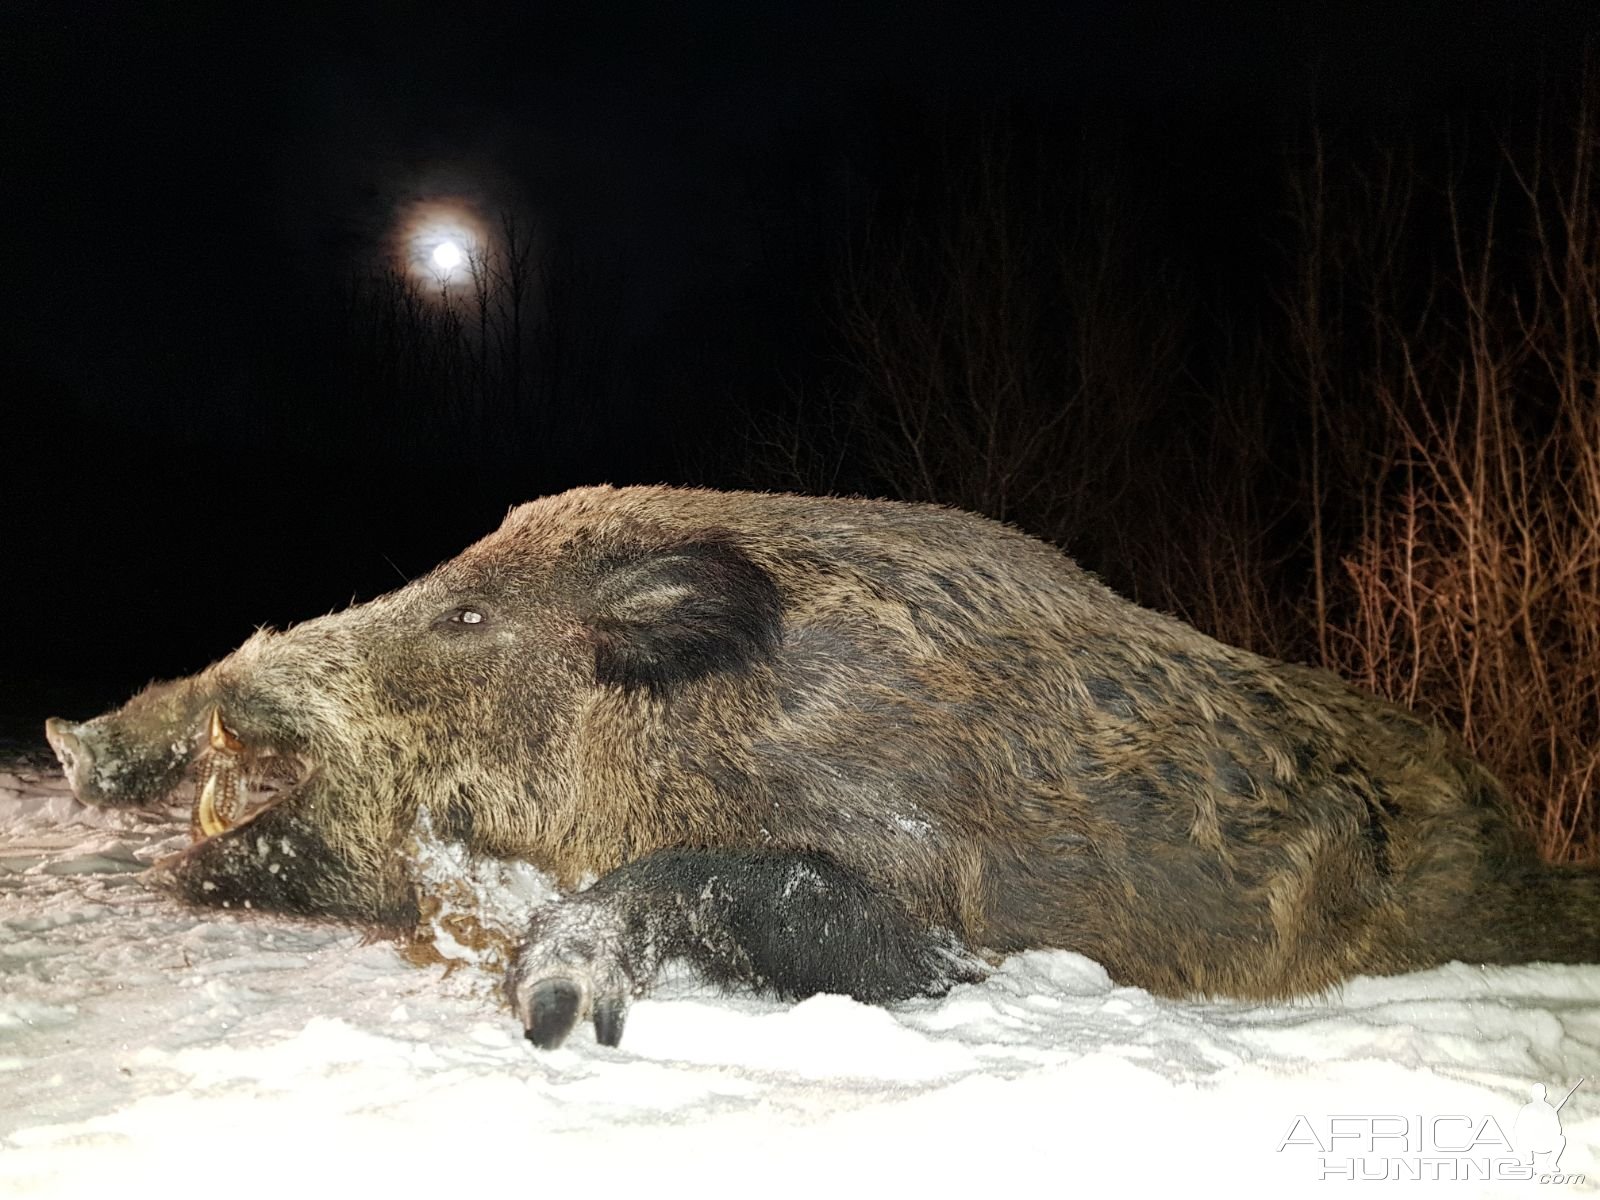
<box><xmin>44</xmin><ymin>717</ymin><xmax>92</xmax><ymax>786</ymax></box>
<box><xmin>46</xmin><ymin>716</ymin><xmax>81</xmax><ymax>763</ymax></box>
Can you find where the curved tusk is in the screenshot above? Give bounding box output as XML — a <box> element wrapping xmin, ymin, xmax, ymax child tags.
<box><xmin>197</xmin><ymin>770</ymin><xmax>230</xmax><ymax>837</ymax></box>
<box><xmin>208</xmin><ymin>706</ymin><xmax>245</xmax><ymax>755</ymax></box>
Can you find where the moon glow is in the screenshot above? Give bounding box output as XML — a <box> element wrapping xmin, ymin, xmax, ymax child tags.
<box><xmin>391</xmin><ymin>198</ymin><xmax>486</xmax><ymax>288</ymax></box>
<box><xmin>432</xmin><ymin>241</ymin><xmax>464</xmax><ymax>270</ymax></box>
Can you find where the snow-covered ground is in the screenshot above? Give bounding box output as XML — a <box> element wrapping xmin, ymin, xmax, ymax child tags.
<box><xmin>2</xmin><ymin>748</ymin><xmax>1596</xmax><ymax>1199</ymax></box>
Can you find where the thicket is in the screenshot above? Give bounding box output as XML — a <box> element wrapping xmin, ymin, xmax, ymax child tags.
<box><xmin>753</xmin><ymin>104</ymin><xmax>1600</xmax><ymax>862</ymax></box>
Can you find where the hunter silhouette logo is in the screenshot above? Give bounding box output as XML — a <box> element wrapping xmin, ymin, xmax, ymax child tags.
<box><xmin>1512</xmin><ymin>1079</ymin><xmax>1584</xmax><ymax>1174</ymax></box>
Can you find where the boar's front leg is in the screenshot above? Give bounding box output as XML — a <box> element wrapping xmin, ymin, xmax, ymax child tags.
<box><xmin>506</xmin><ymin>848</ymin><xmax>983</xmax><ymax>1050</ymax></box>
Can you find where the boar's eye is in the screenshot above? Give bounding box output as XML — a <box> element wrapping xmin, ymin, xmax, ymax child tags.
<box><xmin>433</xmin><ymin>605</ymin><xmax>492</xmax><ymax>631</ymax></box>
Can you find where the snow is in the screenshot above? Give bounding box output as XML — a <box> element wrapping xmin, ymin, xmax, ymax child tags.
<box><xmin>2</xmin><ymin>749</ymin><xmax>1597</xmax><ymax>1199</ymax></box>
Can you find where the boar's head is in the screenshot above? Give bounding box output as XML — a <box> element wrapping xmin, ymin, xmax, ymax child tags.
<box><xmin>45</xmin><ymin>487</ymin><xmax>784</xmax><ymax>924</ymax></box>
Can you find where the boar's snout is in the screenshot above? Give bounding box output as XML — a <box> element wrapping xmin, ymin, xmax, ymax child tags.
<box><xmin>45</xmin><ymin>717</ymin><xmax>99</xmax><ymax>803</ymax></box>
<box><xmin>45</xmin><ymin>703</ymin><xmax>197</xmax><ymax>810</ymax></box>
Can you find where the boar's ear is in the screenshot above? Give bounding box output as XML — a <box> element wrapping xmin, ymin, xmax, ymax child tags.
<box><xmin>585</xmin><ymin>534</ymin><xmax>783</xmax><ymax>694</ymax></box>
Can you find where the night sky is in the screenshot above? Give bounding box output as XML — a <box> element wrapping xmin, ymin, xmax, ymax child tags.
<box><xmin>2</xmin><ymin>0</ymin><xmax>1594</xmax><ymax>740</ymax></box>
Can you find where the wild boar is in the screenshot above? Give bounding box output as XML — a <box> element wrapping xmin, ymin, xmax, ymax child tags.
<box><xmin>46</xmin><ymin>485</ymin><xmax>1599</xmax><ymax>1049</ymax></box>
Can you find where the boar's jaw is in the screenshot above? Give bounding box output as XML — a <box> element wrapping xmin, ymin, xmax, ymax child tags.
<box><xmin>190</xmin><ymin>706</ymin><xmax>316</xmax><ymax>842</ymax></box>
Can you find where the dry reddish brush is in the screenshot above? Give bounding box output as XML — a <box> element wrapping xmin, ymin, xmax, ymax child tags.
<box><xmin>1310</xmin><ymin>106</ymin><xmax>1600</xmax><ymax>863</ymax></box>
<box><xmin>46</xmin><ymin>486</ymin><xmax>1600</xmax><ymax>1050</ymax></box>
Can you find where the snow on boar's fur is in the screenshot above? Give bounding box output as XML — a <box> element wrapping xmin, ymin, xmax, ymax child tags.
<box><xmin>45</xmin><ymin>485</ymin><xmax>1600</xmax><ymax>1049</ymax></box>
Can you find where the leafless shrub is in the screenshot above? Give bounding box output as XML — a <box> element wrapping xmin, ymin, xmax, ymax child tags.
<box><xmin>1324</xmin><ymin>100</ymin><xmax>1600</xmax><ymax>859</ymax></box>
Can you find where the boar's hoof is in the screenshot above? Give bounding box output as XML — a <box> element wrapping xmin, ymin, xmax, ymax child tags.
<box><xmin>591</xmin><ymin>994</ymin><xmax>626</xmax><ymax>1048</ymax></box>
<box><xmin>522</xmin><ymin>980</ymin><xmax>582</xmax><ymax>1049</ymax></box>
<box><xmin>524</xmin><ymin>979</ymin><xmax>580</xmax><ymax>1048</ymax></box>
<box><xmin>506</xmin><ymin>902</ymin><xmax>638</xmax><ymax>1050</ymax></box>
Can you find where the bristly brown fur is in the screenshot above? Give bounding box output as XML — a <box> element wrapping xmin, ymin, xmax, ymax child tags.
<box><xmin>56</xmin><ymin>485</ymin><xmax>1600</xmax><ymax>1003</ymax></box>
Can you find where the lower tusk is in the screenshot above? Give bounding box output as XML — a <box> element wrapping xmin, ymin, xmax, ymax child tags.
<box><xmin>197</xmin><ymin>771</ymin><xmax>231</xmax><ymax>837</ymax></box>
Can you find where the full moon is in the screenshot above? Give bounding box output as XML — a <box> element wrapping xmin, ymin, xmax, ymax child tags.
<box><xmin>391</xmin><ymin>197</ymin><xmax>486</xmax><ymax>292</ymax></box>
<box><xmin>432</xmin><ymin>240</ymin><xmax>464</xmax><ymax>270</ymax></box>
